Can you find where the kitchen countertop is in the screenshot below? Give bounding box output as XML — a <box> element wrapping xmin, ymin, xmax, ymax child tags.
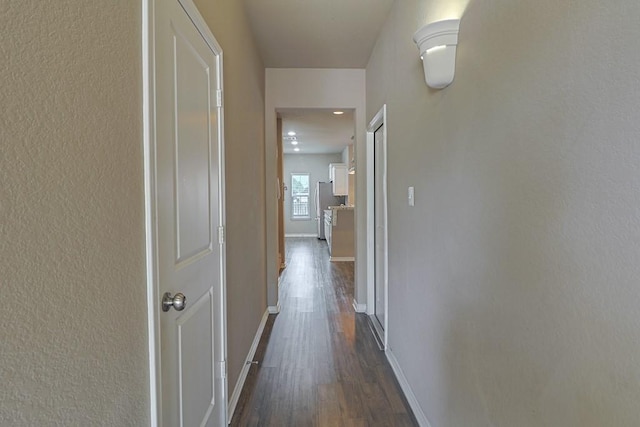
<box><xmin>328</xmin><ymin>205</ymin><xmax>354</xmax><ymax>210</ymax></box>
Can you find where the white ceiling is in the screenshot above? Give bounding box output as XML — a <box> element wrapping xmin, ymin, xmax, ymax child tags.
<box><xmin>243</xmin><ymin>1</ymin><xmax>392</xmax><ymax>155</ymax></box>
<box><xmin>242</xmin><ymin>0</ymin><xmax>394</xmax><ymax>68</ymax></box>
<box><xmin>280</xmin><ymin>109</ymin><xmax>354</xmax><ymax>155</ymax></box>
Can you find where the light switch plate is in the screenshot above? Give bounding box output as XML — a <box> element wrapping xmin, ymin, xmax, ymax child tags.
<box><xmin>408</xmin><ymin>186</ymin><xmax>415</xmax><ymax>206</ymax></box>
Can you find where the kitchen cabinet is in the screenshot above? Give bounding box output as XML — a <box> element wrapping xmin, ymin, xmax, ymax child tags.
<box><xmin>329</xmin><ymin>163</ymin><xmax>348</xmax><ymax>196</ymax></box>
<box><xmin>324</xmin><ymin>210</ymin><xmax>332</xmax><ymax>249</ymax></box>
<box><xmin>325</xmin><ymin>207</ymin><xmax>354</xmax><ymax>261</ymax></box>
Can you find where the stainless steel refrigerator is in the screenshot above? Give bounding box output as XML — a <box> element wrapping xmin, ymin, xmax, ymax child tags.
<box><xmin>315</xmin><ymin>182</ymin><xmax>345</xmax><ymax>239</ymax></box>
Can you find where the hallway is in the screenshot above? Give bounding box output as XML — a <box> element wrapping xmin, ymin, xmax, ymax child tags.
<box><xmin>231</xmin><ymin>238</ymin><xmax>417</xmax><ymax>426</ymax></box>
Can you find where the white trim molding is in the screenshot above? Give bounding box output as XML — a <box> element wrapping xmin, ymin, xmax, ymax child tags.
<box><xmin>227</xmin><ymin>309</ymin><xmax>270</xmax><ymax>424</ymax></box>
<box><xmin>268</xmin><ymin>303</ymin><xmax>281</xmax><ymax>314</ymax></box>
<box><xmin>386</xmin><ymin>348</ymin><xmax>432</xmax><ymax>427</ymax></box>
<box><xmin>352</xmin><ymin>299</ymin><xmax>367</xmax><ymax>313</ymax></box>
<box><xmin>285</xmin><ymin>233</ymin><xmax>318</xmax><ymax>238</ymax></box>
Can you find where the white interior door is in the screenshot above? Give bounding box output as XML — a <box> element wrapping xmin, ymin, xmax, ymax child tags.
<box><xmin>154</xmin><ymin>0</ymin><xmax>225</xmax><ymax>425</ymax></box>
<box><xmin>374</xmin><ymin>123</ymin><xmax>387</xmax><ymax>334</ymax></box>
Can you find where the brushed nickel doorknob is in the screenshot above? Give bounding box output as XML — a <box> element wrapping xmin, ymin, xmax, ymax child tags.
<box><xmin>162</xmin><ymin>292</ymin><xmax>187</xmax><ymax>312</ymax></box>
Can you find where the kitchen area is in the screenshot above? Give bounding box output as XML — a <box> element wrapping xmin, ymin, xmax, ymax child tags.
<box><xmin>318</xmin><ymin>160</ymin><xmax>355</xmax><ymax>261</ymax></box>
<box><xmin>324</xmin><ymin>206</ymin><xmax>354</xmax><ymax>261</ymax></box>
<box><xmin>280</xmin><ymin>109</ymin><xmax>356</xmax><ymax>263</ymax></box>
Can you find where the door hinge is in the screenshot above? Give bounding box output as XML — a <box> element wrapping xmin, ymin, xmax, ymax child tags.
<box><xmin>220</xmin><ymin>360</ymin><xmax>227</xmax><ymax>379</ymax></box>
<box><xmin>216</xmin><ymin>89</ymin><xmax>223</xmax><ymax>108</ymax></box>
<box><xmin>218</xmin><ymin>226</ymin><xmax>224</xmax><ymax>245</ymax></box>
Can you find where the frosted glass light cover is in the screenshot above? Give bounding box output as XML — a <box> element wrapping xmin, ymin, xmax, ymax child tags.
<box><xmin>413</xmin><ymin>19</ymin><xmax>460</xmax><ymax>89</ymax></box>
<box><xmin>422</xmin><ymin>45</ymin><xmax>457</xmax><ymax>89</ymax></box>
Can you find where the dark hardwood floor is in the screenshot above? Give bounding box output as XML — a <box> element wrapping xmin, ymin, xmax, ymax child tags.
<box><xmin>230</xmin><ymin>237</ymin><xmax>418</xmax><ymax>427</ymax></box>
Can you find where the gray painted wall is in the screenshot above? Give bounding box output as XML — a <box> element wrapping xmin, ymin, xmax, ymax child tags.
<box><xmin>367</xmin><ymin>0</ymin><xmax>640</xmax><ymax>425</ymax></box>
<box><xmin>2</xmin><ymin>2</ymin><xmax>148</xmax><ymax>424</ymax></box>
<box><xmin>283</xmin><ymin>153</ymin><xmax>342</xmax><ymax>235</ymax></box>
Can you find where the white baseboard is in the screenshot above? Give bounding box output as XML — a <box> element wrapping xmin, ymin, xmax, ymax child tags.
<box><xmin>352</xmin><ymin>299</ymin><xmax>367</xmax><ymax>313</ymax></box>
<box><xmin>267</xmin><ymin>303</ymin><xmax>280</xmax><ymax>314</ymax></box>
<box><xmin>285</xmin><ymin>233</ymin><xmax>318</xmax><ymax>238</ymax></box>
<box><xmin>330</xmin><ymin>256</ymin><xmax>355</xmax><ymax>262</ymax></box>
<box><xmin>386</xmin><ymin>348</ymin><xmax>432</xmax><ymax>427</ymax></box>
<box><xmin>227</xmin><ymin>309</ymin><xmax>269</xmax><ymax>425</ymax></box>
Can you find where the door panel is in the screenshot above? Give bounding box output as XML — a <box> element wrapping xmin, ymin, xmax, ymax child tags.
<box><xmin>178</xmin><ymin>290</ymin><xmax>215</xmax><ymax>427</ymax></box>
<box><xmin>174</xmin><ymin>28</ymin><xmax>214</xmax><ymax>265</ymax></box>
<box><xmin>155</xmin><ymin>0</ymin><xmax>224</xmax><ymax>425</ymax></box>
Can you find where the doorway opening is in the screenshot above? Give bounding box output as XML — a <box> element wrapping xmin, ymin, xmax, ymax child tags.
<box><xmin>366</xmin><ymin>104</ymin><xmax>388</xmax><ymax>349</ymax></box>
<box><xmin>277</xmin><ymin>108</ymin><xmax>357</xmax><ymax>275</ymax></box>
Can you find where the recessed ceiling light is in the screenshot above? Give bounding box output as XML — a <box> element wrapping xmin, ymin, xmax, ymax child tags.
<box><xmin>333</xmin><ymin>111</ymin><xmax>344</xmax><ymax>115</ymax></box>
<box><xmin>291</xmin><ymin>140</ymin><xmax>298</xmax><ymax>145</ymax></box>
<box><xmin>294</xmin><ymin>147</ymin><xmax>300</xmax><ymax>152</ymax></box>
<box><xmin>288</xmin><ymin>131</ymin><xmax>296</xmax><ymax>136</ymax></box>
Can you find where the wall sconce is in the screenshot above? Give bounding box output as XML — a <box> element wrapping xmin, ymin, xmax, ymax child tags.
<box><xmin>413</xmin><ymin>19</ymin><xmax>460</xmax><ymax>89</ymax></box>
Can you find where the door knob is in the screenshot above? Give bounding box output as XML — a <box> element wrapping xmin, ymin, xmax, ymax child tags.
<box><xmin>162</xmin><ymin>292</ymin><xmax>187</xmax><ymax>312</ymax></box>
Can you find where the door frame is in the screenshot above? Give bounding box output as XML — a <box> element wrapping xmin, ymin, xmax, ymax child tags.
<box><xmin>143</xmin><ymin>0</ymin><xmax>227</xmax><ymax>424</ymax></box>
<box><xmin>276</xmin><ymin>118</ymin><xmax>286</xmax><ymax>272</ymax></box>
<box><xmin>366</xmin><ymin>104</ymin><xmax>388</xmax><ymax>350</ymax></box>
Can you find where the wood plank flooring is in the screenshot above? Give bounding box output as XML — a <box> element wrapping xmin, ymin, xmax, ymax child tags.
<box><xmin>231</xmin><ymin>237</ymin><xmax>418</xmax><ymax>427</ymax></box>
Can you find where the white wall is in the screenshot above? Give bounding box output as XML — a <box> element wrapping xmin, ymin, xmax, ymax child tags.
<box><xmin>265</xmin><ymin>69</ymin><xmax>367</xmax><ymax>308</ymax></box>
<box><xmin>367</xmin><ymin>0</ymin><xmax>640</xmax><ymax>426</ymax></box>
<box><xmin>342</xmin><ymin>146</ymin><xmax>350</xmax><ymax>164</ymax></box>
<box><xmin>1</xmin><ymin>2</ymin><xmax>148</xmax><ymax>424</ymax></box>
<box><xmin>283</xmin><ymin>153</ymin><xmax>342</xmax><ymax>235</ymax></box>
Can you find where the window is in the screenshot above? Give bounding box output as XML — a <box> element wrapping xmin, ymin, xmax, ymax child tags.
<box><xmin>291</xmin><ymin>173</ymin><xmax>310</xmax><ymax>219</ymax></box>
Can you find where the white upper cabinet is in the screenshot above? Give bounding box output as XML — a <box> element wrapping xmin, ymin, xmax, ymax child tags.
<box><xmin>329</xmin><ymin>163</ymin><xmax>348</xmax><ymax>196</ymax></box>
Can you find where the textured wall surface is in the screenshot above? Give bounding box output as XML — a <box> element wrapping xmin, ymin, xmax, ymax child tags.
<box><xmin>1</xmin><ymin>1</ymin><xmax>148</xmax><ymax>425</ymax></box>
<box><xmin>367</xmin><ymin>0</ymin><xmax>640</xmax><ymax>425</ymax></box>
<box><xmin>192</xmin><ymin>0</ymin><xmax>268</xmax><ymax>397</ymax></box>
<box><xmin>283</xmin><ymin>153</ymin><xmax>342</xmax><ymax>235</ymax></box>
